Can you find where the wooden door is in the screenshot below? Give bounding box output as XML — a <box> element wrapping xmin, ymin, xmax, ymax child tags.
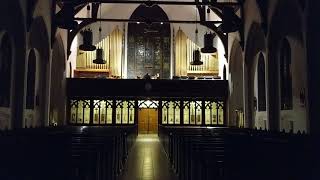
<box><xmin>148</xmin><ymin>109</ymin><xmax>158</xmax><ymax>134</ymax></box>
<box><xmin>138</xmin><ymin>109</ymin><xmax>158</xmax><ymax>134</ymax></box>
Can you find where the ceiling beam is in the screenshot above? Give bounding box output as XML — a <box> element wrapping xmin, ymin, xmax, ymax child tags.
<box><xmin>91</xmin><ymin>3</ymin><xmax>100</xmax><ymax>19</ymax></box>
<box><xmin>75</xmin><ymin>3</ymin><xmax>88</xmax><ymax>14</ymax></box>
<box><xmin>59</xmin><ymin>0</ymin><xmax>241</xmax><ymax>8</ymax></box>
<box><xmin>74</xmin><ymin>17</ymin><xmax>222</xmax><ymax>24</ymax></box>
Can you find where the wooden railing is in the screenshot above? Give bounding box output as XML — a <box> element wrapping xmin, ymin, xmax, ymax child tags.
<box><xmin>67</xmin><ymin>98</ymin><xmax>226</xmax><ymax>126</ymax></box>
<box><xmin>66</xmin><ymin>79</ymin><xmax>229</xmax><ymax>126</ymax></box>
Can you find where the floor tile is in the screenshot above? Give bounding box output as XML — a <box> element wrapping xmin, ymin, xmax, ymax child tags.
<box><xmin>119</xmin><ymin>134</ymin><xmax>178</xmax><ymax>180</ymax></box>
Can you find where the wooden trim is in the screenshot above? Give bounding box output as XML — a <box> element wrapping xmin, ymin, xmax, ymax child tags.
<box><xmin>187</xmin><ymin>70</ymin><xmax>219</xmax><ymax>74</ymax></box>
<box><xmin>75</xmin><ymin>68</ymin><xmax>109</xmax><ymax>72</ymax></box>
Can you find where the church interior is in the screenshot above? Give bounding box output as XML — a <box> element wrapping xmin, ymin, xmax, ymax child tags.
<box><xmin>0</xmin><ymin>0</ymin><xmax>319</xmax><ymax>180</ymax></box>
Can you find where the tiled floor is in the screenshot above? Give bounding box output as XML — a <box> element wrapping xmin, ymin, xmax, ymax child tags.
<box><xmin>119</xmin><ymin>134</ymin><xmax>178</xmax><ymax>180</ymax></box>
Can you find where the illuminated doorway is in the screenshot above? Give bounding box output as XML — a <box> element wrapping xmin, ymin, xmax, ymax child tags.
<box><xmin>138</xmin><ymin>100</ymin><xmax>159</xmax><ymax>134</ymax></box>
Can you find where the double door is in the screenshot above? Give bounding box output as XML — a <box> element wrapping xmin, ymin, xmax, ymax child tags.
<box><xmin>138</xmin><ymin>109</ymin><xmax>158</xmax><ymax>134</ymax></box>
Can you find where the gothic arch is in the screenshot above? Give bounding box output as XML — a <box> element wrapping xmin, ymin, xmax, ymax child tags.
<box><xmin>306</xmin><ymin>1</ymin><xmax>320</xmax><ymax>134</ymax></box>
<box><xmin>0</xmin><ymin>32</ymin><xmax>14</xmax><ymax>129</ymax></box>
<box><xmin>24</xmin><ymin>48</ymin><xmax>39</xmax><ymax>128</ymax></box>
<box><xmin>29</xmin><ymin>16</ymin><xmax>51</xmax><ymax>127</ymax></box>
<box><xmin>244</xmin><ymin>22</ymin><xmax>266</xmax><ymax>128</ymax></box>
<box><xmin>127</xmin><ymin>5</ymin><xmax>171</xmax><ymax>79</ymax></box>
<box><xmin>257</xmin><ymin>53</ymin><xmax>266</xmax><ymax>112</ymax></box>
<box><xmin>268</xmin><ymin>0</ymin><xmax>306</xmax><ymax>132</ymax></box>
<box><xmin>279</xmin><ymin>38</ymin><xmax>292</xmax><ymax>110</ymax></box>
<box><xmin>0</xmin><ymin>1</ymin><xmax>26</xmax><ymax>129</ymax></box>
<box><xmin>228</xmin><ymin>40</ymin><xmax>244</xmax><ymax>127</ymax></box>
<box><xmin>0</xmin><ymin>32</ymin><xmax>13</xmax><ymax>108</ymax></box>
<box><xmin>26</xmin><ymin>49</ymin><xmax>37</xmax><ymax>110</ymax></box>
<box><xmin>50</xmin><ymin>34</ymin><xmax>67</xmax><ymax>126</ymax></box>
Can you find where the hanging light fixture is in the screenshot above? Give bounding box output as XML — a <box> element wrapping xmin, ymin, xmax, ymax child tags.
<box><xmin>79</xmin><ymin>5</ymin><xmax>96</xmax><ymax>51</ymax></box>
<box><xmin>201</xmin><ymin>32</ymin><xmax>217</xmax><ymax>53</ymax></box>
<box><xmin>93</xmin><ymin>28</ymin><xmax>106</xmax><ymax>64</ymax></box>
<box><xmin>201</xmin><ymin>8</ymin><xmax>217</xmax><ymax>54</ymax></box>
<box><xmin>93</xmin><ymin>3</ymin><xmax>106</xmax><ymax>64</ymax></box>
<box><xmin>56</xmin><ymin>3</ymin><xmax>78</xmax><ymax>30</ymax></box>
<box><xmin>191</xmin><ymin>8</ymin><xmax>203</xmax><ymax>66</ymax></box>
<box><xmin>191</xmin><ymin>49</ymin><xmax>203</xmax><ymax>65</ymax></box>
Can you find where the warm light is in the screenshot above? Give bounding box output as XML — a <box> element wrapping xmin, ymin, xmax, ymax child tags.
<box><xmin>138</xmin><ymin>100</ymin><xmax>159</xmax><ymax>108</ymax></box>
<box><xmin>80</xmin><ymin>126</ymin><xmax>87</xmax><ymax>131</ymax></box>
<box><xmin>160</xmin><ymin>22</ymin><xmax>164</xmax><ymax>25</ymax></box>
<box><xmin>137</xmin><ymin>21</ymin><xmax>140</xmax><ymax>24</ymax></box>
<box><xmin>136</xmin><ymin>134</ymin><xmax>159</xmax><ymax>142</ymax></box>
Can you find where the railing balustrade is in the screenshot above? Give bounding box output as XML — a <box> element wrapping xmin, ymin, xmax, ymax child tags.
<box><xmin>68</xmin><ymin>98</ymin><xmax>226</xmax><ymax>126</ymax></box>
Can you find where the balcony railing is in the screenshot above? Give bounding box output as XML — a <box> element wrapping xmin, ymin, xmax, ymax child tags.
<box><xmin>67</xmin><ymin>79</ymin><xmax>229</xmax><ymax>126</ymax></box>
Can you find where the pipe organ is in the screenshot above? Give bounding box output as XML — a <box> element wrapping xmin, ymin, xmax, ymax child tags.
<box><xmin>186</xmin><ymin>38</ymin><xmax>218</xmax><ymax>73</ymax></box>
<box><xmin>76</xmin><ymin>37</ymin><xmax>110</xmax><ymax>70</ymax></box>
<box><xmin>75</xmin><ymin>27</ymin><xmax>219</xmax><ymax>79</ymax></box>
<box><xmin>175</xmin><ymin>29</ymin><xmax>219</xmax><ymax>77</ymax></box>
<box><xmin>75</xmin><ymin>26</ymin><xmax>123</xmax><ymax>78</ymax></box>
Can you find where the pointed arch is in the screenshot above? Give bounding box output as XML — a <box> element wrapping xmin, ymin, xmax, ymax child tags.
<box><xmin>0</xmin><ymin>33</ymin><xmax>13</xmax><ymax>108</ymax></box>
<box><xmin>244</xmin><ymin>22</ymin><xmax>266</xmax><ymax>129</ymax></box>
<box><xmin>306</xmin><ymin>0</ymin><xmax>320</xmax><ymax>134</ymax></box>
<box><xmin>50</xmin><ymin>34</ymin><xmax>67</xmax><ymax>126</ymax></box>
<box><xmin>0</xmin><ymin>1</ymin><xmax>26</xmax><ymax>129</ymax></box>
<box><xmin>0</xmin><ymin>32</ymin><xmax>14</xmax><ymax>130</ymax></box>
<box><xmin>127</xmin><ymin>5</ymin><xmax>171</xmax><ymax>79</ymax></box>
<box><xmin>279</xmin><ymin>38</ymin><xmax>292</xmax><ymax>110</ymax></box>
<box><xmin>29</xmin><ymin>16</ymin><xmax>51</xmax><ymax>127</ymax></box>
<box><xmin>257</xmin><ymin>53</ymin><xmax>266</xmax><ymax>112</ymax></box>
<box><xmin>26</xmin><ymin>49</ymin><xmax>37</xmax><ymax>110</ymax></box>
<box><xmin>268</xmin><ymin>0</ymin><xmax>306</xmax><ymax>132</ymax></box>
<box><xmin>228</xmin><ymin>40</ymin><xmax>244</xmax><ymax>127</ymax></box>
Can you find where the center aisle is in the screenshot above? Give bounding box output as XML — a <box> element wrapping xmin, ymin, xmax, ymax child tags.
<box><xmin>119</xmin><ymin>134</ymin><xmax>178</xmax><ymax>180</ymax></box>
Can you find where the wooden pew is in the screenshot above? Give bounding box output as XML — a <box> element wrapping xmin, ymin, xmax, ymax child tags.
<box><xmin>0</xmin><ymin>125</ymin><xmax>138</xmax><ymax>180</ymax></box>
<box><xmin>159</xmin><ymin>125</ymin><xmax>312</xmax><ymax>180</ymax></box>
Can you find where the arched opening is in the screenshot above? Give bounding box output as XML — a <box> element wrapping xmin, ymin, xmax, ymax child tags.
<box><xmin>244</xmin><ymin>23</ymin><xmax>266</xmax><ymax>129</ymax></box>
<box><xmin>29</xmin><ymin>17</ymin><xmax>51</xmax><ymax>127</ymax></box>
<box><xmin>268</xmin><ymin>1</ymin><xmax>306</xmax><ymax>132</ymax></box>
<box><xmin>253</xmin><ymin>52</ymin><xmax>268</xmax><ymax>129</ymax></box>
<box><xmin>0</xmin><ymin>1</ymin><xmax>26</xmax><ymax>129</ymax></box>
<box><xmin>50</xmin><ymin>36</ymin><xmax>66</xmax><ymax>126</ymax></box>
<box><xmin>228</xmin><ymin>40</ymin><xmax>244</xmax><ymax>127</ymax></box>
<box><xmin>26</xmin><ymin>49</ymin><xmax>36</xmax><ymax>110</ymax></box>
<box><xmin>0</xmin><ymin>33</ymin><xmax>13</xmax><ymax>108</ymax></box>
<box><xmin>279</xmin><ymin>39</ymin><xmax>293</xmax><ymax>110</ymax></box>
<box><xmin>257</xmin><ymin>53</ymin><xmax>266</xmax><ymax>111</ymax></box>
<box><xmin>307</xmin><ymin>1</ymin><xmax>320</xmax><ymax>134</ymax></box>
<box><xmin>0</xmin><ymin>32</ymin><xmax>13</xmax><ymax>129</ymax></box>
<box><xmin>25</xmin><ymin>49</ymin><xmax>37</xmax><ymax>127</ymax></box>
<box><xmin>127</xmin><ymin>5</ymin><xmax>171</xmax><ymax>79</ymax></box>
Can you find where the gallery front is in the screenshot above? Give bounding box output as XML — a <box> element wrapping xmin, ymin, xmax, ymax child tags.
<box><xmin>67</xmin><ymin>79</ymin><xmax>228</xmax><ymax>133</ymax></box>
